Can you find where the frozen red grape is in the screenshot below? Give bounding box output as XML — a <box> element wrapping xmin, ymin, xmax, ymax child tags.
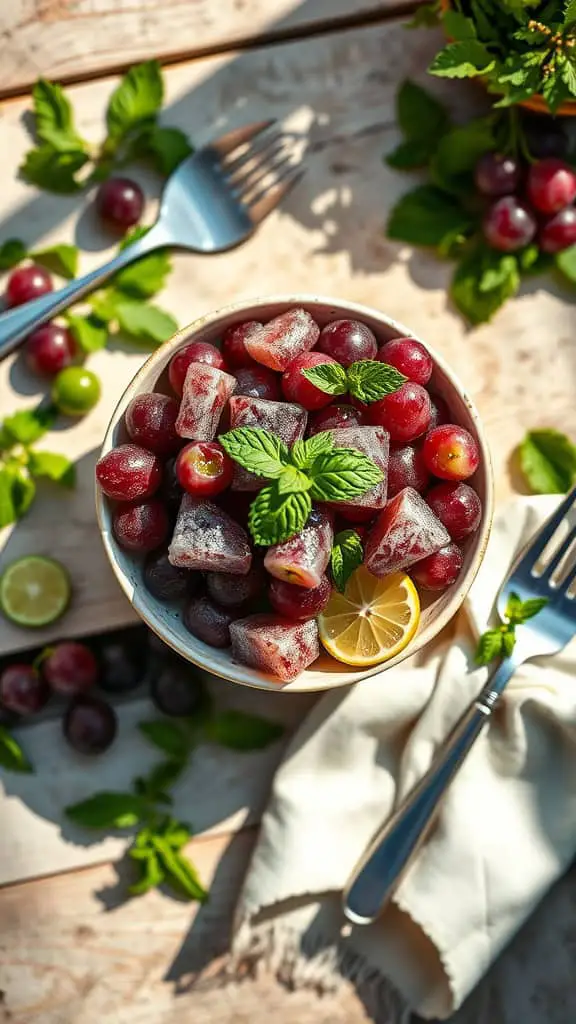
<box><xmin>269</xmin><ymin>575</ymin><xmax>331</xmax><ymax>620</ymax></box>
<box><xmin>96</xmin><ymin>444</ymin><xmax>162</xmax><ymax>501</ymax></box>
<box><xmin>25</xmin><ymin>323</ymin><xmax>76</xmax><ymax>376</ymax></box>
<box><xmin>125</xmin><ymin>394</ymin><xmax>181</xmax><ymax>456</ymax></box>
<box><xmin>364</xmin><ymin>382</ymin><xmax>431</xmax><ymax>442</ymax></box>
<box><xmin>183</xmin><ymin>595</ymin><xmax>236</xmax><ymax>648</ymax></box>
<box><xmin>411</xmin><ymin>543</ymin><xmax>463</xmax><ymax>591</ymax></box>
<box><xmin>388</xmin><ymin>444</ymin><xmax>430</xmax><ymax>498</ymax></box>
<box><xmin>42</xmin><ymin>642</ymin><xmax>98</xmax><ymax>696</ymax></box>
<box><xmin>222</xmin><ymin>321</ymin><xmax>262</xmax><ymax>368</ymax></box>
<box><xmin>377</xmin><ymin>338</ymin><xmax>432</xmax><ymax>386</ymax></box>
<box><xmin>63</xmin><ymin>696</ymin><xmax>117</xmax><ymax>754</ymax></box>
<box><xmin>230</xmin><ymin>614</ymin><xmax>320</xmax><ymax>681</ymax></box>
<box><xmin>245</xmin><ymin>308</ymin><xmax>320</xmax><ymax>371</ymax></box>
<box><xmin>483</xmin><ymin>196</ymin><xmax>537</xmax><ymax>252</ymax></box>
<box><xmin>175</xmin><ymin>363</ymin><xmax>236</xmax><ymax>441</ymax></box>
<box><xmin>6</xmin><ymin>264</ymin><xmax>53</xmax><ymax>308</ymax></box>
<box><xmin>308</xmin><ymin>403</ymin><xmax>363</xmax><ymax>435</ymax></box>
<box><xmin>113</xmin><ymin>499</ymin><xmax>170</xmax><ymax>552</ymax></box>
<box><xmin>0</xmin><ymin>664</ymin><xmax>50</xmax><ymax>715</ymax></box>
<box><xmin>168</xmin><ymin>496</ymin><xmax>251</xmax><ymax>574</ymax></box>
<box><xmin>317</xmin><ymin>318</ymin><xmax>377</xmax><ymax>366</ymax></box>
<box><xmin>265</xmin><ymin>506</ymin><xmax>333</xmax><ymax>588</ymax></box>
<box><xmin>539</xmin><ymin>208</ymin><xmax>576</xmax><ymax>254</ymax></box>
<box><xmin>233</xmin><ymin>366</ymin><xmax>280</xmax><ymax>401</ymax></box>
<box><xmin>428</xmin><ymin>393</ymin><xmax>450</xmax><ymax>431</ymax></box>
<box><xmin>423</xmin><ymin>425</ymin><xmax>480</xmax><ymax>481</ymax></box>
<box><xmin>175</xmin><ymin>440</ymin><xmax>233</xmax><ymax>498</ymax></box>
<box><xmin>426</xmin><ymin>481</ymin><xmax>482</xmax><ymax>541</ymax></box>
<box><xmin>474</xmin><ymin>152</ymin><xmax>520</xmax><ymax>197</ymax></box>
<box><xmin>282</xmin><ymin>351</ymin><xmax>340</xmax><ymax>411</ymax></box>
<box><xmin>168</xmin><ymin>342</ymin><xmax>227</xmax><ymax>396</ymax></box>
<box><xmin>151</xmin><ymin>663</ymin><xmax>205</xmax><ymax>716</ymax></box>
<box><xmin>526</xmin><ymin>158</ymin><xmax>576</xmax><ymax>215</ymax></box>
<box><xmin>97</xmin><ymin>176</ymin><xmax>144</xmax><ymax>230</ymax></box>
<box><xmin>365</xmin><ymin>487</ymin><xmax>449</xmax><ymax>576</ymax></box>
<box><xmin>206</xmin><ymin>564</ymin><xmax>264</xmax><ymax>609</ymax></box>
<box><xmin>143</xmin><ymin>549</ymin><xmax>197</xmax><ymax>601</ymax></box>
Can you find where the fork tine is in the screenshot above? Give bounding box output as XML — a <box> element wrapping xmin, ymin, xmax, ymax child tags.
<box><xmin>225</xmin><ymin>132</ymin><xmax>286</xmax><ymax>188</ymax></box>
<box><xmin>222</xmin><ymin>126</ymin><xmax>282</xmax><ymax>177</ymax></box>
<box><xmin>209</xmin><ymin>120</ymin><xmax>276</xmax><ymax>159</ymax></box>
<box><xmin>236</xmin><ymin>148</ymin><xmax>294</xmax><ymax>201</ymax></box>
<box><xmin>246</xmin><ymin>166</ymin><xmax>305</xmax><ymax>225</ymax></box>
<box><xmin>521</xmin><ymin>484</ymin><xmax>576</xmax><ymax>569</ymax></box>
<box><xmin>539</xmin><ymin>523</ymin><xmax>576</xmax><ymax>585</ymax></box>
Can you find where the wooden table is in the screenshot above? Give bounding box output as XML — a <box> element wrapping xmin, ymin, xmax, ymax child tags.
<box><xmin>2</xmin><ymin>5</ymin><xmax>576</xmax><ymax>1023</ymax></box>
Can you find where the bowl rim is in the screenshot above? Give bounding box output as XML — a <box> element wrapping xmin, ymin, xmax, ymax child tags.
<box><xmin>96</xmin><ymin>293</ymin><xmax>495</xmax><ymax>692</ymax></box>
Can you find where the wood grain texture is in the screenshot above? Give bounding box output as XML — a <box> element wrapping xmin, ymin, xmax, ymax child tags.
<box><xmin>0</xmin><ymin>0</ymin><xmax>414</xmax><ymax>94</ymax></box>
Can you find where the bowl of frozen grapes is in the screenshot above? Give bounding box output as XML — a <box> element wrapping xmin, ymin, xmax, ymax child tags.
<box><xmin>96</xmin><ymin>295</ymin><xmax>494</xmax><ymax>692</ymax></box>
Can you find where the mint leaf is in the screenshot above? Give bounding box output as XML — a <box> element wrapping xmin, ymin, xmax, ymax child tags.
<box><xmin>0</xmin><ymin>469</ymin><xmax>17</xmax><ymax>527</ymax></box>
<box><xmin>203</xmin><ymin>710</ymin><xmax>284</xmax><ymax>750</ymax></box>
<box><xmin>396</xmin><ymin>79</ymin><xmax>450</xmax><ymax>144</ymax></box>
<box><xmin>566</xmin><ymin>0</ymin><xmax>576</xmax><ymax>25</ymax></box>
<box><xmin>20</xmin><ymin>146</ymin><xmax>89</xmax><ymax>194</ymax></box>
<box><xmin>67</xmin><ymin>312</ymin><xmax>109</xmax><ymax>353</ymax></box>
<box><xmin>542</xmin><ymin>70</ymin><xmax>571</xmax><ymax>116</ymax></box>
<box><xmin>89</xmin><ymin>288</ymin><xmax>122</xmax><ymax>323</ymax></box>
<box><xmin>506</xmin><ymin>593</ymin><xmax>548</xmax><ymax>625</ymax></box>
<box><xmin>405</xmin><ymin>2</ymin><xmax>441</xmax><ymax>28</ymax></box>
<box><xmin>147</xmin><ymin>126</ymin><xmax>193</xmax><ymax>174</ymax></box>
<box><xmin>276</xmin><ymin>465</ymin><xmax>312</xmax><ymax>495</ymax></box>
<box><xmin>386</xmin><ymin>139</ymin><xmax>437</xmax><ymax>170</ymax></box>
<box><xmin>441</xmin><ymin>10</ymin><xmax>477</xmax><ymax>39</ymax></box>
<box><xmin>5</xmin><ymin>464</ymin><xmax>36</xmax><ymax>518</ymax></box>
<box><xmin>430</xmin><ymin>118</ymin><xmax>496</xmax><ymax>193</ymax></box>
<box><xmin>219</xmin><ymin>427</ymin><xmax>289</xmax><ymax>479</ymax></box>
<box><xmin>249</xmin><ymin>484</ymin><xmax>311</xmax><ymax>546</ymax></box>
<box><xmin>114</xmin><ymin>249</ymin><xmax>171</xmax><ymax>299</ymax></box>
<box><xmin>346</xmin><ymin>360</ymin><xmax>407</xmax><ymax>403</ymax></box>
<box><xmin>151</xmin><ymin>837</ymin><xmax>207</xmax><ymax>901</ymax></box>
<box><xmin>114</xmin><ymin>300</ymin><xmax>177</xmax><ymax>345</ymax></box>
<box><xmin>475</xmin><ymin>628</ymin><xmax>504</xmax><ymax>665</ymax></box>
<box><xmin>429</xmin><ymin>41</ymin><xmax>495</xmax><ymax>78</ymax></box>
<box><xmin>31</xmin><ymin>243</ymin><xmax>78</xmax><ymax>279</ymax></box>
<box><xmin>504</xmin><ymin>592</ymin><xmax>523</xmax><ymax>622</ymax></box>
<box><xmin>519</xmin><ymin>429</ymin><xmax>576</xmax><ymax>495</ymax></box>
<box><xmin>163</xmin><ymin>819</ymin><xmax>191</xmax><ymax>850</ymax></box>
<box><xmin>0</xmin><ymin>239</ymin><xmax>27</xmax><ymax>270</ymax></box>
<box><xmin>27</xmin><ymin>450</ymin><xmax>75</xmax><ymax>488</ymax></box>
<box><xmin>2</xmin><ymin>405</ymin><xmax>57</xmax><ymax>445</ymax></box>
<box><xmin>128</xmin><ymin>847</ymin><xmax>165</xmax><ymax>896</ymax></box>
<box><xmin>556</xmin><ymin>244</ymin><xmax>576</xmax><ymax>283</ymax></box>
<box><xmin>451</xmin><ymin>246</ymin><xmax>519</xmax><ymax>325</ymax></box>
<box><xmin>502</xmin><ymin>629</ymin><xmax>517</xmax><ymax>659</ymax></box>
<box><xmin>65</xmin><ymin>792</ymin><xmax>146</xmax><ymax>828</ymax></box>
<box><xmin>300</xmin><ymin>362</ymin><xmax>347</xmax><ymax>396</ymax></box>
<box><xmin>138</xmin><ymin>720</ymin><xmax>189</xmax><ymax>760</ymax></box>
<box><xmin>290</xmin><ymin>431</ymin><xmax>334</xmax><ymax>471</ymax></box>
<box><xmin>142</xmin><ymin>759</ymin><xmax>186</xmax><ymax>797</ymax></box>
<box><xmin>309</xmin><ymin>448</ymin><xmax>384</xmax><ymax>502</ymax></box>
<box><xmin>32</xmin><ymin>79</ymin><xmax>87</xmax><ymax>152</ymax></box>
<box><xmin>387</xmin><ymin>185</ymin><xmax>473</xmax><ymax>246</ymax></box>
<box><xmin>106</xmin><ymin>60</ymin><xmax>164</xmax><ymax>143</ymax></box>
<box><xmin>330</xmin><ymin>530</ymin><xmax>364</xmax><ymax>593</ymax></box>
<box><xmin>0</xmin><ymin>726</ymin><xmax>34</xmax><ymax>774</ymax></box>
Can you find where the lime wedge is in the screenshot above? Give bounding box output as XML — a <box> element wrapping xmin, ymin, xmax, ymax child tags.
<box><xmin>0</xmin><ymin>556</ymin><xmax>71</xmax><ymax>628</ymax></box>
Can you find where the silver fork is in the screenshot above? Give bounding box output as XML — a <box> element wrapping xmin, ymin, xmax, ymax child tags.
<box><xmin>343</xmin><ymin>485</ymin><xmax>576</xmax><ymax>925</ymax></box>
<box><xmin>0</xmin><ymin>121</ymin><xmax>303</xmax><ymax>361</ymax></box>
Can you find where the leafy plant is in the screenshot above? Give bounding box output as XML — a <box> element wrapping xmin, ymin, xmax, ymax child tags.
<box><xmin>476</xmin><ymin>591</ymin><xmax>548</xmax><ymax>664</ymax></box>
<box><xmin>21</xmin><ymin>62</ymin><xmax>193</xmax><ymax>194</ymax></box>
<box><xmin>0</xmin><ymin>405</ymin><xmax>75</xmax><ymax>527</ymax></box>
<box><xmin>518</xmin><ymin>428</ymin><xmax>576</xmax><ymax>493</ymax></box>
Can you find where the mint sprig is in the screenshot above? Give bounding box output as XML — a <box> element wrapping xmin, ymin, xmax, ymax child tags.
<box><xmin>220</xmin><ymin>428</ymin><xmax>289</xmax><ymax>479</ymax></box>
<box><xmin>475</xmin><ymin>592</ymin><xmax>548</xmax><ymax>666</ymax></box>
<box><xmin>0</xmin><ymin>404</ymin><xmax>75</xmax><ymax>528</ymax></box>
<box><xmin>330</xmin><ymin>530</ymin><xmax>364</xmax><ymax>593</ymax></box>
<box><xmin>301</xmin><ymin>359</ymin><xmax>406</xmax><ymax>404</ymax></box>
<box><xmin>518</xmin><ymin>429</ymin><xmax>576</xmax><ymax>496</ymax></box>
<box><xmin>249</xmin><ymin>484</ymin><xmax>312</xmax><ymax>546</ymax></box>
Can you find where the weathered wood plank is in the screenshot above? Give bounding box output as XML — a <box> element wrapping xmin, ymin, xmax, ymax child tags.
<box><xmin>0</xmin><ymin>0</ymin><xmax>415</xmax><ymax>94</ymax></box>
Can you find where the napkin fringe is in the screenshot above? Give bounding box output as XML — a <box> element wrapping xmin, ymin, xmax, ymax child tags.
<box><xmin>232</xmin><ymin>916</ymin><xmax>411</xmax><ymax>1024</ymax></box>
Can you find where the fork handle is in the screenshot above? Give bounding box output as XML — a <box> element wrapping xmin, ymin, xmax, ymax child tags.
<box><xmin>0</xmin><ymin>223</ymin><xmax>167</xmax><ymax>361</ymax></box>
<box><xmin>342</xmin><ymin>657</ymin><xmax>515</xmax><ymax>925</ymax></box>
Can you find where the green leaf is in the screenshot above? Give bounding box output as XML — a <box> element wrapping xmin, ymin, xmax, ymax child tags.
<box><xmin>0</xmin><ymin>463</ymin><xmax>37</xmax><ymax>520</ymax></box>
<box><xmin>163</xmin><ymin>819</ymin><xmax>192</xmax><ymax>850</ymax></box>
<box><xmin>276</xmin><ymin>465</ymin><xmax>312</xmax><ymax>495</ymax></box>
<box><xmin>405</xmin><ymin>2</ymin><xmax>441</xmax><ymax>29</ymax></box>
<box><xmin>65</xmin><ymin>792</ymin><xmax>146</xmax><ymax>829</ymax></box>
<box><xmin>31</xmin><ymin>243</ymin><xmax>78</xmax><ymax>279</ymax></box>
<box><xmin>396</xmin><ymin>79</ymin><xmax>450</xmax><ymax>142</ymax></box>
<box><xmin>67</xmin><ymin>312</ymin><xmax>109</xmax><ymax>353</ymax></box>
<box><xmin>203</xmin><ymin>710</ymin><xmax>284</xmax><ymax>750</ymax></box>
<box><xmin>219</xmin><ymin>427</ymin><xmax>290</xmax><ymax>479</ymax></box>
<box><xmin>330</xmin><ymin>530</ymin><xmax>364</xmax><ymax>593</ymax></box>
<box><xmin>475</xmin><ymin>628</ymin><xmax>504</xmax><ymax>665</ymax></box>
<box><xmin>556</xmin><ymin>244</ymin><xmax>576</xmax><ymax>283</ymax></box>
<box><xmin>106</xmin><ymin>60</ymin><xmax>164</xmax><ymax>143</ymax></box>
<box><xmin>142</xmin><ymin>759</ymin><xmax>187</xmax><ymax>797</ymax></box>
<box><xmin>429</xmin><ymin>40</ymin><xmax>495</xmax><ymax>78</ymax></box>
<box><xmin>138</xmin><ymin>720</ymin><xmax>190</xmax><ymax>761</ymax></box>
<box><xmin>152</xmin><ymin>836</ymin><xmax>208</xmax><ymax>901</ymax></box>
<box><xmin>565</xmin><ymin>0</ymin><xmax>576</xmax><ymax>26</ymax></box>
<box><xmin>32</xmin><ymin>79</ymin><xmax>87</xmax><ymax>152</ymax></box>
<box><xmin>89</xmin><ymin>289</ymin><xmax>121</xmax><ymax>323</ymax></box>
<box><xmin>12</xmin><ymin>469</ymin><xmax>36</xmax><ymax>518</ymax></box>
<box><xmin>542</xmin><ymin>67</ymin><xmax>571</xmax><ymax>115</ymax></box>
<box><xmin>0</xmin><ymin>238</ymin><xmax>27</xmax><ymax>271</ymax></box>
<box><xmin>386</xmin><ymin>139</ymin><xmax>437</xmax><ymax>170</ymax></box>
<box><xmin>290</xmin><ymin>431</ymin><xmax>334</xmax><ymax>472</ymax></box>
<box><xmin>450</xmin><ymin>245</ymin><xmax>519</xmax><ymax>325</ymax></box>
<box><xmin>300</xmin><ymin>362</ymin><xmax>348</xmax><ymax>396</ymax></box>
<box><xmin>147</xmin><ymin>126</ymin><xmax>193</xmax><ymax>175</ymax></box>
<box><xmin>507</xmin><ymin>594</ymin><xmax>548</xmax><ymax>624</ymax></box>
<box><xmin>561</xmin><ymin>55</ymin><xmax>576</xmax><ymax>98</ymax></box>
<box><xmin>430</xmin><ymin>118</ymin><xmax>496</xmax><ymax>192</ymax></box>
<box><xmin>248</xmin><ymin>484</ymin><xmax>311</xmax><ymax>546</ymax></box>
<box><xmin>27</xmin><ymin>450</ymin><xmax>75</xmax><ymax>488</ymax></box>
<box><xmin>501</xmin><ymin>628</ymin><xmax>517</xmax><ymax>658</ymax></box>
<box><xmin>519</xmin><ymin>429</ymin><xmax>576</xmax><ymax>494</ymax></box>
<box><xmin>0</xmin><ymin>726</ymin><xmax>34</xmax><ymax>774</ymax></box>
<box><xmin>114</xmin><ymin>299</ymin><xmax>178</xmax><ymax>346</ymax></box>
<box><xmin>2</xmin><ymin>405</ymin><xmax>57</xmax><ymax>445</ymax></box>
<box><xmin>442</xmin><ymin>10</ymin><xmax>477</xmax><ymax>39</ymax></box>
<box><xmin>309</xmin><ymin>448</ymin><xmax>384</xmax><ymax>503</ymax></box>
<box><xmin>504</xmin><ymin>591</ymin><xmax>523</xmax><ymax>622</ymax></box>
<box><xmin>0</xmin><ymin>469</ymin><xmax>17</xmax><ymax>527</ymax></box>
<box><xmin>346</xmin><ymin>360</ymin><xmax>407</xmax><ymax>403</ymax></box>
<box><xmin>128</xmin><ymin>848</ymin><xmax>165</xmax><ymax>896</ymax></box>
<box><xmin>387</xmin><ymin>185</ymin><xmax>473</xmax><ymax>247</ymax></box>
<box><xmin>19</xmin><ymin>146</ymin><xmax>89</xmax><ymax>194</ymax></box>
<box><xmin>114</xmin><ymin>249</ymin><xmax>171</xmax><ymax>299</ymax></box>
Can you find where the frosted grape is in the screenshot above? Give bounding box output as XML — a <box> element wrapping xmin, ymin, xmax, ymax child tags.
<box><xmin>230</xmin><ymin>614</ymin><xmax>320</xmax><ymax>681</ymax></box>
<box><xmin>168</xmin><ymin>495</ymin><xmax>252</xmax><ymax>574</ymax></box>
<box><xmin>175</xmin><ymin>363</ymin><xmax>236</xmax><ymax>441</ymax></box>
<box><xmin>364</xmin><ymin>487</ymin><xmax>450</xmax><ymax>576</ymax></box>
<box><xmin>264</xmin><ymin>506</ymin><xmax>333</xmax><ymax>588</ymax></box>
<box><xmin>244</xmin><ymin>308</ymin><xmax>320</xmax><ymax>371</ymax></box>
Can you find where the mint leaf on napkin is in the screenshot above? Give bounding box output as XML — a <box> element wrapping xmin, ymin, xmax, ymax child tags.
<box><xmin>519</xmin><ymin>429</ymin><xmax>576</xmax><ymax>495</ymax></box>
<box><xmin>20</xmin><ymin>146</ymin><xmax>89</xmax><ymax>194</ymax></box>
<box><xmin>114</xmin><ymin>300</ymin><xmax>178</xmax><ymax>345</ymax></box>
<box><xmin>138</xmin><ymin>720</ymin><xmax>190</xmax><ymax>761</ymax></box>
<box><xmin>2</xmin><ymin>405</ymin><xmax>57</xmax><ymax>446</ymax></box>
<box><xmin>147</xmin><ymin>126</ymin><xmax>193</xmax><ymax>175</ymax></box>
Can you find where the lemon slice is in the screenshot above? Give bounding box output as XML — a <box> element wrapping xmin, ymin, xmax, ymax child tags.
<box><xmin>0</xmin><ymin>556</ymin><xmax>71</xmax><ymax>628</ymax></box>
<box><xmin>318</xmin><ymin>565</ymin><xmax>420</xmax><ymax>667</ymax></box>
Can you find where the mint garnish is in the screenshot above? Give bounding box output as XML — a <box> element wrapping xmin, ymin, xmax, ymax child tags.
<box><xmin>330</xmin><ymin>530</ymin><xmax>364</xmax><ymax>593</ymax></box>
<box><xmin>475</xmin><ymin>592</ymin><xmax>548</xmax><ymax>666</ymax></box>
<box><xmin>301</xmin><ymin>359</ymin><xmax>406</xmax><ymax>404</ymax></box>
<box><xmin>219</xmin><ymin>427</ymin><xmax>289</xmax><ymax>479</ymax></box>
<box><xmin>249</xmin><ymin>485</ymin><xmax>312</xmax><ymax>546</ymax></box>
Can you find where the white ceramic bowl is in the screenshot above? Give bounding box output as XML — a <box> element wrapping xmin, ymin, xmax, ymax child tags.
<box><xmin>96</xmin><ymin>295</ymin><xmax>494</xmax><ymax>692</ymax></box>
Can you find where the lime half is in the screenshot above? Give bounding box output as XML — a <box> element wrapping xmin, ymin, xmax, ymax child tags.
<box><xmin>0</xmin><ymin>556</ymin><xmax>71</xmax><ymax>627</ymax></box>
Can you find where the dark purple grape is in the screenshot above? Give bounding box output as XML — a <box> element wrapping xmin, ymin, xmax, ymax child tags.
<box><xmin>150</xmin><ymin>663</ymin><xmax>205</xmax><ymax>716</ymax></box>
<box><xmin>159</xmin><ymin>456</ymin><xmax>184</xmax><ymax>512</ymax></box>
<box><xmin>523</xmin><ymin>117</ymin><xmax>569</xmax><ymax>160</ymax></box>
<box><xmin>97</xmin><ymin>177</ymin><xmax>144</xmax><ymax>230</ymax></box>
<box><xmin>183</xmin><ymin>595</ymin><xmax>235</xmax><ymax>648</ymax></box>
<box><xmin>143</xmin><ymin>549</ymin><xmax>198</xmax><ymax>601</ymax></box>
<box><xmin>63</xmin><ymin>696</ymin><xmax>117</xmax><ymax>754</ymax></box>
<box><xmin>483</xmin><ymin>196</ymin><xmax>537</xmax><ymax>252</ymax></box>
<box><xmin>95</xmin><ymin>630</ymin><xmax>148</xmax><ymax>693</ymax></box>
<box><xmin>474</xmin><ymin>152</ymin><xmax>521</xmax><ymax>197</ymax></box>
<box><xmin>0</xmin><ymin>664</ymin><xmax>50</xmax><ymax>715</ymax></box>
<box><xmin>206</xmin><ymin>564</ymin><xmax>264</xmax><ymax>609</ymax></box>
<box><xmin>42</xmin><ymin>642</ymin><xmax>99</xmax><ymax>696</ymax></box>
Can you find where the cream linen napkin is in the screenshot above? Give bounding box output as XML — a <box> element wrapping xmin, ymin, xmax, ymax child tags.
<box><xmin>231</xmin><ymin>495</ymin><xmax>576</xmax><ymax>1020</ymax></box>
